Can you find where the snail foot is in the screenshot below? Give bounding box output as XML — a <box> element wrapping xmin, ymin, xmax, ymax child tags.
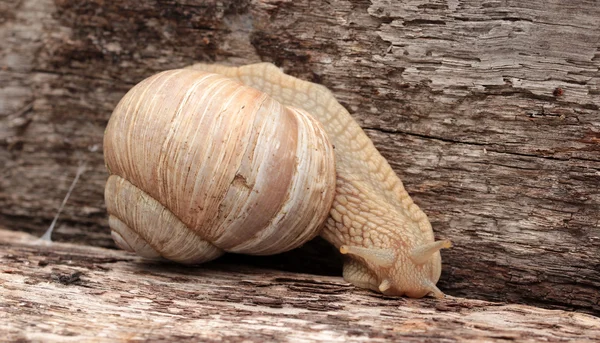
<box><xmin>342</xmin><ymin>257</ymin><xmax>380</xmax><ymax>292</ymax></box>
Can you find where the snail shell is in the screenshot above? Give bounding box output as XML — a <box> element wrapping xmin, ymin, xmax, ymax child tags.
<box><xmin>104</xmin><ymin>70</ymin><xmax>336</xmax><ymax>263</ymax></box>
<box><xmin>104</xmin><ymin>63</ymin><xmax>451</xmax><ymax>298</ymax></box>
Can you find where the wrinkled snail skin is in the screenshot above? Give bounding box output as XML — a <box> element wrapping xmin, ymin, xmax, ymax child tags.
<box><xmin>104</xmin><ymin>63</ymin><xmax>451</xmax><ymax>299</ymax></box>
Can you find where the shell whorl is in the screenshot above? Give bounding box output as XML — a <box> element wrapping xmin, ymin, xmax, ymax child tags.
<box><xmin>104</xmin><ymin>69</ymin><xmax>336</xmax><ymax>263</ymax></box>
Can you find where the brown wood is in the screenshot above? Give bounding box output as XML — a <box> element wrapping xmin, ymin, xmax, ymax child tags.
<box><xmin>2</xmin><ymin>228</ymin><xmax>600</xmax><ymax>343</ymax></box>
<box><xmin>0</xmin><ymin>0</ymin><xmax>599</xmax><ymax>317</ymax></box>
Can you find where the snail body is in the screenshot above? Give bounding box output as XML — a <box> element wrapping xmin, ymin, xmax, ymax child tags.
<box><xmin>104</xmin><ymin>63</ymin><xmax>451</xmax><ymax>298</ymax></box>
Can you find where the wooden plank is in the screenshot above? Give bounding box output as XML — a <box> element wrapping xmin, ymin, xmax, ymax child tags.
<box><xmin>0</xmin><ymin>0</ymin><xmax>599</xmax><ymax>314</ymax></box>
<box><xmin>1</xmin><ymin>228</ymin><xmax>599</xmax><ymax>343</ymax></box>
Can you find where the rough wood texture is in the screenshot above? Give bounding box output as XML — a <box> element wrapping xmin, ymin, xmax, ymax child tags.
<box><xmin>1</xmin><ymin>0</ymin><xmax>599</xmax><ymax>315</ymax></box>
<box><xmin>2</xmin><ymin>229</ymin><xmax>600</xmax><ymax>343</ymax></box>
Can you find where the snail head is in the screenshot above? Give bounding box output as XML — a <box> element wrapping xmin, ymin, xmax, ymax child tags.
<box><xmin>340</xmin><ymin>238</ymin><xmax>452</xmax><ymax>298</ymax></box>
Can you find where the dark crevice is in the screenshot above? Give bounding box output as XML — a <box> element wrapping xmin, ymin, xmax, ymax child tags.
<box><xmin>403</xmin><ymin>19</ymin><xmax>447</xmax><ymax>26</ymax></box>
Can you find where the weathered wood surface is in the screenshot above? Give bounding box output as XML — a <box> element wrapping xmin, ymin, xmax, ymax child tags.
<box><xmin>1</xmin><ymin>0</ymin><xmax>599</xmax><ymax>315</ymax></box>
<box><xmin>1</xmin><ymin>229</ymin><xmax>599</xmax><ymax>343</ymax></box>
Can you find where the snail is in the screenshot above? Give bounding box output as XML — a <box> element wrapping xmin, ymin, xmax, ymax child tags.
<box><xmin>103</xmin><ymin>63</ymin><xmax>451</xmax><ymax>298</ymax></box>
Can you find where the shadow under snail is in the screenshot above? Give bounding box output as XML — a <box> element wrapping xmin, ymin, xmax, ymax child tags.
<box><xmin>103</xmin><ymin>63</ymin><xmax>452</xmax><ymax>298</ymax></box>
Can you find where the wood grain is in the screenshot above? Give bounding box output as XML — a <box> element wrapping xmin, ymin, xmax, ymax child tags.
<box><xmin>2</xmin><ymin>228</ymin><xmax>599</xmax><ymax>343</ymax></box>
<box><xmin>0</xmin><ymin>0</ymin><xmax>599</xmax><ymax>314</ymax></box>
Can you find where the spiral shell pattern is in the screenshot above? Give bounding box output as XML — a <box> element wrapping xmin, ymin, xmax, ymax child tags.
<box><xmin>104</xmin><ymin>69</ymin><xmax>336</xmax><ymax>263</ymax></box>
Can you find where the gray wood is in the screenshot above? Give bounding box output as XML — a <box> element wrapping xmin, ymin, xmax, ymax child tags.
<box><xmin>1</xmin><ymin>0</ymin><xmax>599</xmax><ymax>315</ymax></box>
<box><xmin>2</xmin><ymin>228</ymin><xmax>600</xmax><ymax>343</ymax></box>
